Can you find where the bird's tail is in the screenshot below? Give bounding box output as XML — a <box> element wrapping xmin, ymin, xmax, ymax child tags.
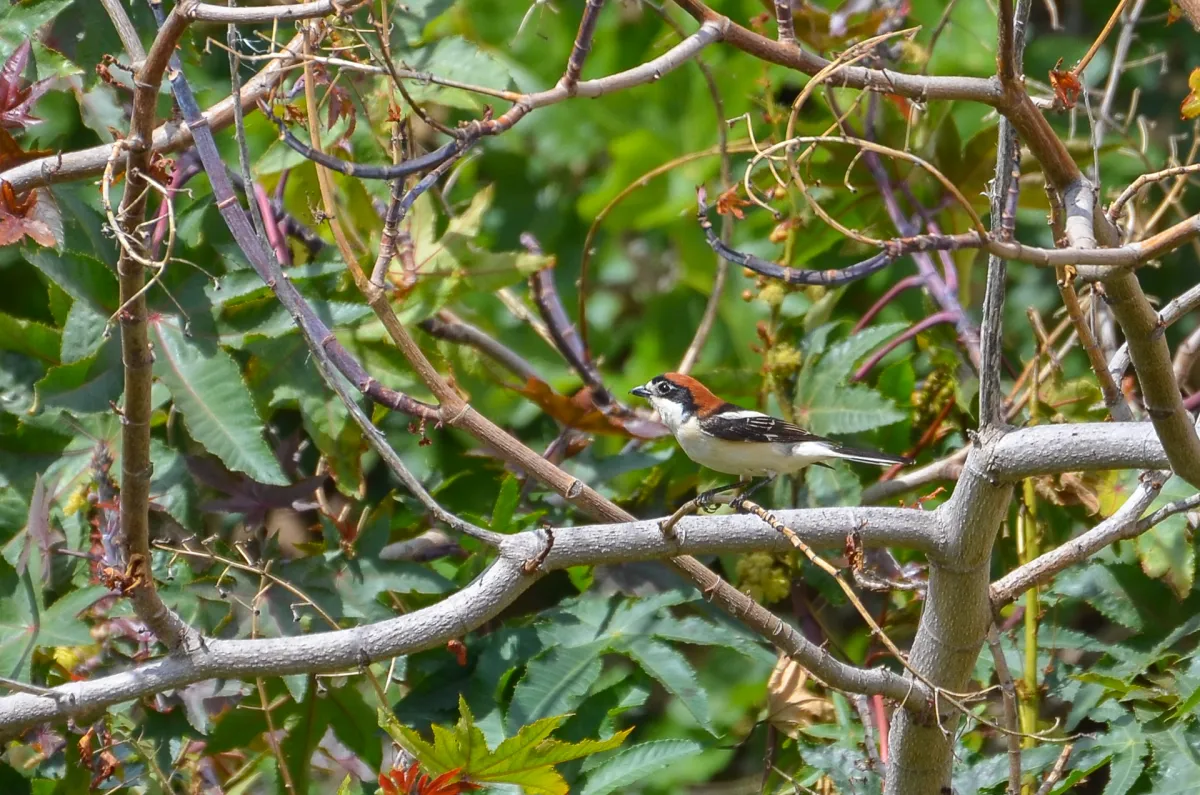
<box><xmin>826</xmin><ymin>444</ymin><xmax>910</xmax><ymax>467</ymax></box>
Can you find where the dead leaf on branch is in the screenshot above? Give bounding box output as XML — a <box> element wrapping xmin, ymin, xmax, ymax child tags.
<box><xmin>766</xmin><ymin>655</ymin><xmax>836</xmax><ymax>737</ymax></box>
<box><xmin>715</xmin><ymin>186</ymin><xmax>750</xmax><ymax>219</ymax></box>
<box><xmin>1034</xmin><ymin>471</ymin><xmax>1103</xmax><ymax>515</ymax></box>
<box><xmin>1049</xmin><ymin>58</ymin><xmax>1082</xmax><ymax>108</ymax></box>
<box><xmin>0</xmin><ymin>179</ymin><xmax>59</xmax><ymax>248</ymax></box>
<box><xmin>513</xmin><ymin>377</ymin><xmax>669</xmax><ymax>439</ymax></box>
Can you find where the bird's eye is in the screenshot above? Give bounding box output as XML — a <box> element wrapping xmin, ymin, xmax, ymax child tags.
<box><xmin>656</xmin><ymin>382</ymin><xmax>672</xmax><ymax>396</ymax></box>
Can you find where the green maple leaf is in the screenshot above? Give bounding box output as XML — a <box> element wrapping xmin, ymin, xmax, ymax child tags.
<box><xmin>381</xmin><ymin>695</ymin><xmax>630</xmax><ymax>795</ymax></box>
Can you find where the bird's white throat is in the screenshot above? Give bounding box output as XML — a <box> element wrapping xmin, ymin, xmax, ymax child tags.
<box><xmin>647</xmin><ymin>395</ymin><xmax>688</xmax><ymax>433</ymax></box>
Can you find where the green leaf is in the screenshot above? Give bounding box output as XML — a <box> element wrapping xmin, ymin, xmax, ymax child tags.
<box><xmin>806</xmin><ymin>459</ymin><xmax>864</xmax><ymax>508</ymax></box>
<box><xmin>793</xmin><ymin>323</ymin><xmax>908</xmax><ymax>435</ymax></box>
<box><xmin>280</xmin><ymin>679</ymin><xmax>326</xmax><ymax>794</ymax></box>
<box><xmin>149</xmin><ymin>318</ymin><xmax>287</xmax><ymax>485</ymax></box>
<box><xmin>1148</xmin><ymin>724</ymin><xmax>1200</xmax><ymax>794</ymax></box>
<box><xmin>0</xmin><ymin>351</ymin><xmax>43</xmax><ymax>416</ymax></box>
<box><xmin>623</xmin><ymin>637</ymin><xmax>713</xmax><ymax>733</ymax></box>
<box><xmin>508</xmin><ymin>641</ymin><xmax>606</xmax><ymax>732</ymax></box>
<box><xmin>34</xmin><ymin>337</ymin><xmax>122</xmax><ymax>414</ymax></box>
<box><xmin>643</xmin><ymin>614</ymin><xmax>774</xmax><ymax>665</ymax></box>
<box><xmin>0</xmin><ymin>555</ymin><xmax>105</xmax><ymax>680</ymax></box>
<box><xmin>806</xmin><ymin>322</ymin><xmax>908</xmax><ymax>387</ymax></box>
<box><xmin>1053</xmin><ymin>562</ymin><xmax>1167</xmax><ymax>633</ymax></box>
<box><xmin>0</xmin><ymin>0</ymin><xmax>74</xmax><ymax>62</ymax></box>
<box><xmin>391</xmin><ymin>694</ymin><xmax>628</xmax><ymax>795</ymax></box>
<box><xmin>24</xmin><ymin>248</ymin><xmax>119</xmax><ymax>315</ymax></box>
<box><xmin>477</xmin><ymin>718</ymin><xmax>628</xmax><ymax>795</ymax></box>
<box><xmin>491</xmin><ymin>476</ymin><xmax>520</xmax><ymax>534</ymax></box>
<box><xmin>0</xmin><ymin>313</ymin><xmax>59</xmax><ymax>363</ymax></box>
<box><xmin>60</xmin><ymin>301</ymin><xmax>108</xmax><ymax>363</ymax></box>
<box><xmin>798</xmin><ymin>385</ymin><xmax>906</xmax><ymax>436</ymax></box>
<box><xmin>1104</xmin><ymin>741</ymin><xmax>1147</xmax><ymax>795</ymax></box>
<box><xmin>391</xmin><ymin>0</ymin><xmax>458</xmax><ymax>46</ymax></box>
<box><xmin>579</xmin><ymin>739</ymin><xmax>705</xmax><ymax>795</ymax></box>
<box><xmin>406</xmin><ymin>37</ymin><xmax>516</xmax><ymax>109</ymax></box>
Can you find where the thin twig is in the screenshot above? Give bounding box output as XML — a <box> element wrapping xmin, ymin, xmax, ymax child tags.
<box><xmin>1055</xmin><ymin>268</ymin><xmax>1131</xmax><ymax>421</ymax></box>
<box><xmin>1034</xmin><ymin>742</ymin><xmax>1074</xmax><ymax>795</ymax></box>
<box><xmin>1071</xmin><ymin>0</ymin><xmax>1130</xmax><ymax>79</ymax></box>
<box><xmin>560</xmin><ymin>0</ymin><xmax>605</xmax><ymax>91</ymax></box>
<box><xmin>987</xmin><ymin>624</ymin><xmax>1022</xmax><ymax>795</ymax></box>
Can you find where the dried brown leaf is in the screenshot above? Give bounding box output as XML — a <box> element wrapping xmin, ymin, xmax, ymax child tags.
<box><xmin>766</xmin><ymin>655</ymin><xmax>835</xmax><ymax>737</ymax></box>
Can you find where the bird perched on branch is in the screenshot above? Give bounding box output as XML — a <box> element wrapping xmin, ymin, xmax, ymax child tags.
<box><xmin>631</xmin><ymin>372</ymin><xmax>909</xmax><ymax>505</ymax></box>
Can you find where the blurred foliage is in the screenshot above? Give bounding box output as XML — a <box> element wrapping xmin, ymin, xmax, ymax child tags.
<box><xmin>0</xmin><ymin>0</ymin><xmax>1199</xmax><ymax>792</ymax></box>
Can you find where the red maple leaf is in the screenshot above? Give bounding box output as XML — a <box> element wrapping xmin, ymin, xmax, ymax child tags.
<box><xmin>0</xmin><ymin>40</ymin><xmax>56</xmax><ymax>130</ymax></box>
<box><xmin>379</xmin><ymin>763</ymin><xmax>482</xmax><ymax>795</ymax></box>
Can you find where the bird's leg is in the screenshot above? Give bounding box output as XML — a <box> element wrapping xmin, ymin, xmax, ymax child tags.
<box><xmin>730</xmin><ymin>474</ymin><xmax>777</xmax><ymax>512</ymax></box>
<box><xmin>695</xmin><ymin>480</ymin><xmax>744</xmax><ymax>512</ymax></box>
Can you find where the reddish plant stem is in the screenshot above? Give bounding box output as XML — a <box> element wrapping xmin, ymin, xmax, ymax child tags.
<box><xmin>852</xmin><ymin>312</ymin><xmax>957</xmax><ymax>382</ymax></box>
<box><xmin>852</xmin><ymin>275</ymin><xmax>923</xmax><ymax>333</ymax></box>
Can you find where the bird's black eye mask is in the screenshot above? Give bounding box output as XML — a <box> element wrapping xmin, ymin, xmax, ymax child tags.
<box><xmin>649</xmin><ymin>376</ymin><xmax>698</xmax><ymax>414</ymax></box>
<box><xmin>651</xmin><ymin>377</ymin><xmax>677</xmax><ymax>397</ymax></box>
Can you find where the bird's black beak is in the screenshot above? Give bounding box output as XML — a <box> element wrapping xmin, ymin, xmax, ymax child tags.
<box><xmin>630</xmin><ymin>385</ymin><xmax>651</xmax><ymax>399</ymax></box>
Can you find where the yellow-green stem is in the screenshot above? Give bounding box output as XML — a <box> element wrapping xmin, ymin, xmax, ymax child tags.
<box><xmin>1017</xmin><ymin>342</ymin><xmax>1042</xmax><ymax>794</ymax></box>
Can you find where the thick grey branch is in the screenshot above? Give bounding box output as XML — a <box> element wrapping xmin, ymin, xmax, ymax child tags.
<box><xmin>0</xmin><ymin>507</ymin><xmax>937</xmax><ymax>734</ymax></box>
<box><xmin>990</xmin><ymin>422</ymin><xmax>1168</xmax><ymax>479</ymax></box>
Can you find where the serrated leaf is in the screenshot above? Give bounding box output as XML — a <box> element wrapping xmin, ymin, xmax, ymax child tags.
<box><xmin>507</xmin><ymin>641</ymin><xmax>606</xmax><ymax>732</ymax></box>
<box><xmin>0</xmin><ymin>313</ymin><xmax>58</xmax><ymax>363</ymax></box>
<box><xmin>644</xmin><ymin>614</ymin><xmax>774</xmax><ymax>665</ymax></box>
<box><xmin>149</xmin><ymin>318</ymin><xmax>287</xmax><ymax>486</ymax></box>
<box><xmin>390</xmin><ymin>694</ymin><xmax>628</xmax><ymax>795</ymax></box>
<box><xmin>0</xmin><ymin>560</ymin><xmax>106</xmax><ymax>680</ymax></box>
<box><xmin>60</xmin><ymin>300</ymin><xmax>108</xmax><ymax>363</ymax></box>
<box><xmin>622</xmin><ymin>637</ymin><xmax>712</xmax><ymax>733</ymax></box>
<box><xmin>24</xmin><ymin>248</ymin><xmax>119</xmax><ymax>315</ymax></box>
<box><xmin>0</xmin><ymin>0</ymin><xmax>74</xmax><ymax>61</ymax></box>
<box><xmin>34</xmin><ymin>336</ymin><xmax>122</xmax><ymax>414</ymax></box>
<box><xmin>578</xmin><ymin>739</ymin><xmax>704</xmax><ymax>795</ymax></box>
<box><xmin>794</xmin><ymin>323</ymin><xmax>907</xmax><ymax>435</ymax></box>
<box><xmin>798</xmin><ymin>385</ymin><xmax>905</xmax><ymax>436</ymax></box>
<box><xmin>1053</xmin><ymin>562</ymin><xmax>1167</xmax><ymax>633</ymax></box>
<box><xmin>1148</xmin><ymin>724</ymin><xmax>1200</xmax><ymax>793</ymax></box>
<box><xmin>807</xmin><ymin>322</ymin><xmax>908</xmax><ymax>387</ymax></box>
<box><xmin>806</xmin><ymin>459</ymin><xmax>864</xmax><ymax>507</ymax></box>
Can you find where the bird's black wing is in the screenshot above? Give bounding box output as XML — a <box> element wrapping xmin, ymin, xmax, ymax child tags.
<box><xmin>701</xmin><ymin>406</ymin><xmax>829</xmax><ymax>444</ymax></box>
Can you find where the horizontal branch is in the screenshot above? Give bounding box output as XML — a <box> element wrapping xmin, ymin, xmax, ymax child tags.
<box><xmin>989</xmin><ymin>422</ymin><xmax>1169</xmax><ymax>479</ymax></box>
<box><xmin>672</xmin><ymin>0</ymin><xmax>1000</xmax><ymax>103</ymax></box>
<box><xmin>0</xmin><ymin>32</ymin><xmax>305</xmax><ymax>194</ymax></box>
<box><xmin>0</xmin><ymin>505</ymin><xmax>938</xmax><ymax>734</ymax></box>
<box><xmin>182</xmin><ymin>0</ymin><xmax>349</xmax><ymax>23</ymax></box>
<box><xmin>271</xmin><ymin>20</ymin><xmax>725</xmax><ymax>179</ymax></box>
